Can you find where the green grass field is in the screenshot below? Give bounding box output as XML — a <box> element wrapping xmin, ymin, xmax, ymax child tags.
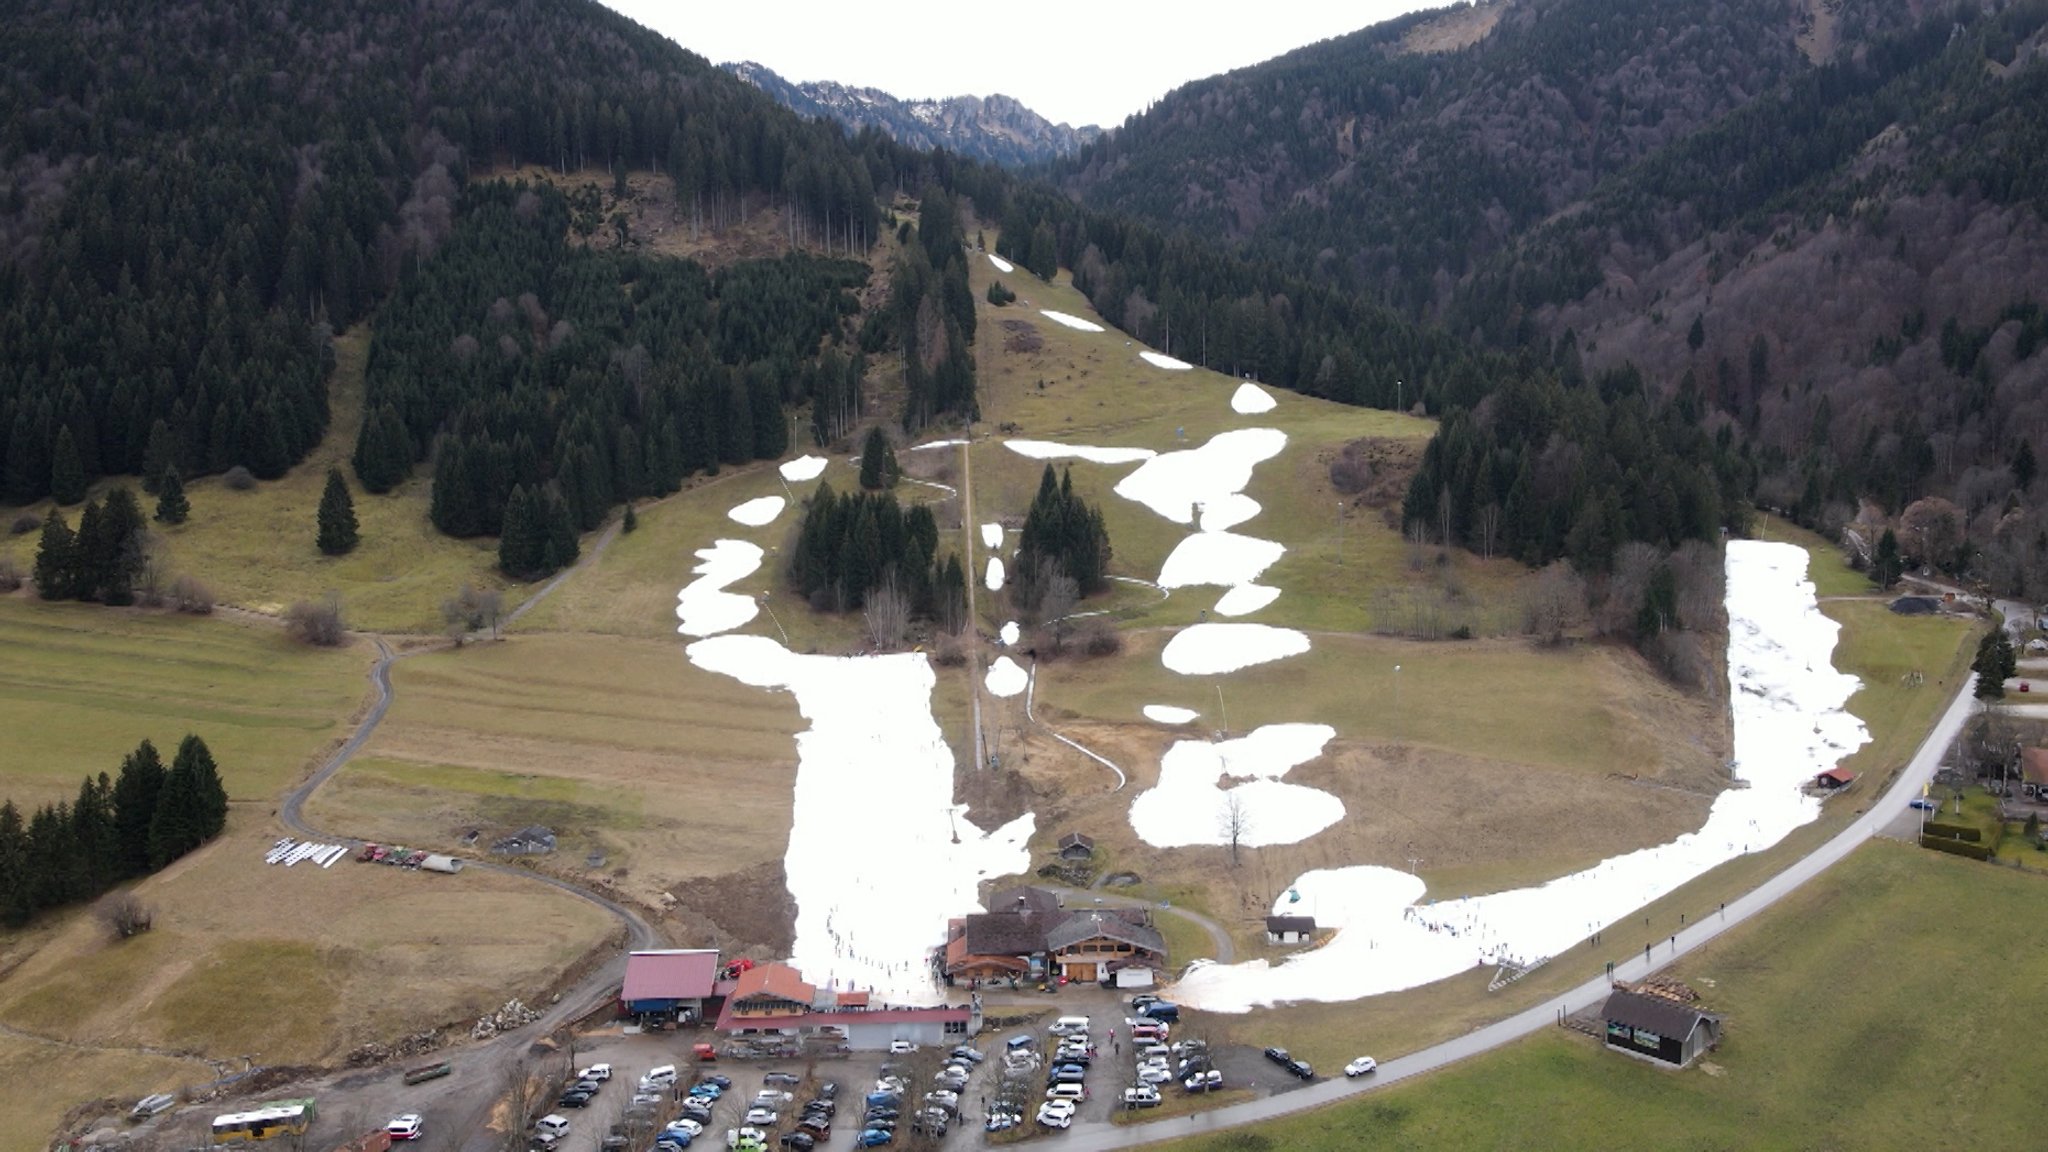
<box><xmin>1162</xmin><ymin>842</ymin><xmax>2048</xmax><ymax>1151</ymax></box>
<box><xmin>0</xmin><ymin>596</ymin><xmax>372</xmax><ymax>810</ymax></box>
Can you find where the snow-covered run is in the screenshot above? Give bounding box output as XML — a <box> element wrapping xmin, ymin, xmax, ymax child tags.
<box><xmin>779</xmin><ymin>455</ymin><xmax>828</xmax><ymax>482</ymax></box>
<box><xmin>1157</xmin><ymin>532</ymin><xmax>1286</xmax><ymax>591</ymax></box>
<box><xmin>912</xmin><ymin>439</ymin><xmax>969</xmax><ymax>452</ymax></box>
<box><xmin>1000</xmin><ymin>621</ymin><xmax>1021</xmax><ymax>646</ymax></box>
<box><xmin>674</xmin><ymin>540</ymin><xmax>763</xmax><ymax>638</ymax></box>
<box><xmin>1231</xmin><ymin>382</ymin><xmax>1277</xmax><ymax>414</ymax></box>
<box><xmin>1214</xmin><ymin>584</ymin><xmax>1281</xmax><ymax>617</ymax></box>
<box><xmin>1041</xmin><ymin>310</ymin><xmax>1106</xmax><ymax>332</ymax></box>
<box><xmin>1005</xmin><ymin>440</ymin><xmax>1157</xmax><ymax>465</ymax></box>
<box><xmin>1140</xmin><ymin>350</ymin><xmax>1192</xmax><ymax>371</ymax></box>
<box><xmin>685</xmin><ymin>633</ymin><xmax>1034</xmax><ymax>1002</ymax></box>
<box><xmin>1170</xmin><ymin>540</ymin><xmax>1870</xmax><ymax>1011</ymax></box>
<box><xmin>1197</xmin><ymin>494</ymin><xmax>1262</xmax><ymax>533</ymax></box>
<box><xmin>1144</xmin><ymin>705</ymin><xmax>1199</xmax><ymax>725</ymax></box>
<box><xmin>985</xmin><ymin>656</ymin><xmax>1028</xmax><ymax>698</ymax></box>
<box><xmin>1161</xmin><ymin>623</ymin><xmax>1311</xmax><ymax>676</ymax></box>
<box><xmin>985</xmin><ymin>556</ymin><xmax>1006</xmax><ymax>591</ymax></box>
<box><xmin>727</xmin><ymin>496</ymin><xmax>786</xmax><ymax>527</ymax></box>
<box><xmin>1129</xmin><ymin>724</ymin><xmax>1342</xmax><ymax>848</ymax></box>
<box><xmin>1114</xmin><ymin>429</ymin><xmax>1287</xmax><ymax>525</ymax></box>
<box><xmin>988</xmin><ymin>253</ymin><xmax>1014</xmax><ymax>273</ymax></box>
<box><xmin>981</xmin><ymin>523</ymin><xmax>1003</xmax><ymax>549</ymax></box>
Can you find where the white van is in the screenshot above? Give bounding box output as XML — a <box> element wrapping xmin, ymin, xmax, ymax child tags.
<box><xmin>1048</xmin><ymin>1016</ymin><xmax>1091</xmax><ymax>1036</ymax></box>
<box><xmin>640</xmin><ymin>1064</ymin><xmax>678</xmax><ymax>1090</ymax></box>
<box><xmin>533</xmin><ymin>1115</ymin><xmax>571</xmax><ymax>1145</ymax></box>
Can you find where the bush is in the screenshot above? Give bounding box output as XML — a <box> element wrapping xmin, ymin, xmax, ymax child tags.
<box><xmin>285</xmin><ymin>596</ymin><xmax>345</xmax><ymax>645</ymax></box>
<box><xmin>1922</xmin><ymin>820</ymin><xmax>1982</xmax><ymax>843</ymax></box>
<box><xmin>9</xmin><ymin>512</ymin><xmax>38</xmax><ymax>535</ymax></box>
<box><xmin>1082</xmin><ymin>624</ymin><xmax>1123</xmax><ymax>658</ymax></box>
<box><xmin>986</xmin><ymin>280</ymin><xmax>1016</xmax><ymax>306</ymax></box>
<box><xmin>94</xmin><ymin>892</ymin><xmax>154</xmax><ymax>940</ymax></box>
<box><xmin>222</xmin><ymin>465</ymin><xmax>257</xmax><ymax>491</ymax></box>
<box><xmin>1920</xmin><ymin>834</ymin><xmax>1994</xmax><ymax>861</ymax></box>
<box><xmin>167</xmin><ymin>576</ymin><xmax>215</xmax><ymax>614</ymax></box>
<box><xmin>933</xmin><ymin>635</ymin><xmax>968</xmax><ymax>668</ymax></box>
<box><xmin>0</xmin><ymin>556</ymin><xmax>19</xmax><ymax>593</ymax></box>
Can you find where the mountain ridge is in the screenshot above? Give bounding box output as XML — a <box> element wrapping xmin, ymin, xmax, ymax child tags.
<box><xmin>723</xmin><ymin>60</ymin><xmax>1100</xmax><ymax>167</ymax></box>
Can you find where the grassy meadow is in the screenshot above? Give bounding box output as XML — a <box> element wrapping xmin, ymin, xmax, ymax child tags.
<box><xmin>1160</xmin><ymin>843</ymin><xmax>2048</xmax><ymax>1151</ymax></box>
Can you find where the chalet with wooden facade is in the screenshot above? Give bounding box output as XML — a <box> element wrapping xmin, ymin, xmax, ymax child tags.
<box><xmin>1599</xmin><ymin>988</ymin><xmax>1723</xmax><ymax>1068</ymax></box>
<box><xmin>714</xmin><ymin>961</ymin><xmax>976</xmax><ymax>1050</ymax></box>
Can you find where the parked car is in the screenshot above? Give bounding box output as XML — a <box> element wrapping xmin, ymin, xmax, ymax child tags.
<box><xmin>1048</xmin><ymin>1015</ymin><xmax>1091</xmax><ymax>1036</ymax></box>
<box><xmin>778</xmin><ymin>1134</ymin><xmax>815</xmax><ymax>1151</ymax></box>
<box><xmin>130</xmin><ymin>1094</ymin><xmax>177</xmax><ymax>1121</ymax></box>
<box><xmin>923</xmin><ymin>1090</ymin><xmax>959</xmax><ymax>1111</ymax></box>
<box><xmin>984</xmin><ymin>1110</ymin><xmax>1022</xmax><ymax>1132</ymax></box>
<box><xmin>532</xmin><ymin>1116</ymin><xmax>571</xmax><ymax>1145</ymax></box>
<box><xmin>743</xmin><ymin>1108</ymin><xmax>778</xmax><ymax>1126</ymax></box>
<box><xmin>1044</xmin><ymin>1083</ymin><xmax>1087</xmax><ymax>1103</ymax></box>
<box><xmin>889</xmin><ymin>1040</ymin><xmax>920</xmax><ymax>1054</ymax></box>
<box><xmin>1262</xmin><ymin>1047</ymin><xmax>1294</xmax><ymax>1066</ymax></box>
<box><xmin>556</xmin><ymin>1088</ymin><xmax>596</xmax><ymax>1109</ymax></box>
<box><xmin>762</xmin><ymin>1072</ymin><xmax>801</xmax><ymax>1087</ymax></box>
<box><xmin>631</xmin><ymin>1093</ymin><xmax>665</xmax><ymax>1109</ymax></box>
<box><xmin>1123</xmin><ymin>1086</ymin><xmax>1162</xmax><ymax>1108</ymax></box>
<box><xmin>855</xmin><ymin>1130</ymin><xmax>893</xmax><ymax>1148</ymax></box>
<box><xmin>1183</xmin><ymin>1070</ymin><xmax>1223</xmax><ymax>1093</ymax></box>
<box><xmin>678</xmin><ymin>1101</ymin><xmax>713</xmax><ymax>1122</ymax></box>
<box><xmin>698</xmin><ymin>1076</ymin><xmax>733</xmax><ymax>1090</ymax></box>
<box><xmin>725</xmin><ymin>1128</ymin><xmax>766</xmax><ymax>1151</ymax></box>
<box><xmin>816</xmin><ymin>1081</ymin><xmax>839</xmax><ymax>1100</ymax></box>
<box><xmin>752</xmin><ymin>1091</ymin><xmax>793</xmax><ymax>1108</ymax></box>
<box><xmin>577</xmin><ymin>1064</ymin><xmax>612</xmax><ymax>1082</ymax></box>
<box><xmin>643</xmin><ymin>1065</ymin><xmax>679</xmax><ymax>1089</ymax></box>
<box><xmin>665</xmin><ymin>1119</ymin><xmax>705</xmax><ymax>1138</ymax></box>
<box><xmin>386</xmin><ymin>1115</ymin><xmax>424</xmax><ymax>1142</ymax></box>
<box><xmin>1130</xmin><ymin>993</ymin><xmax>1161</xmax><ymax>1010</ymax></box>
<box><xmin>1910</xmin><ymin>797</ymin><xmax>1938</xmax><ymax>810</ymax></box>
<box><xmin>1035</xmin><ymin>1100</ymin><xmax>1076</xmax><ymax>1129</ymax></box>
<box><xmin>654</xmin><ymin>1130</ymin><xmax>692</xmax><ymax>1150</ymax></box>
<box><xmin>948</xmin><ymin>1046</ymin><xmax>985</xmax><ymax>1065</ymax></box>
<box><xmin>1005</xmin><ymin>1035</ymin><xmax>1036</xmax><ymax>1052</ymax></box>
<box><xmin>1140</xmin><ymin>1002</ymin><xmax>1180</xmax><ymax>1022</ymax></box>
<box><xmin>1345</xmin><ymin>1056</ymin><xmax>1379</xmax><ymax>1077</ymax></box>
<box><xmin>688</xmin><ymin>1084</ymin><xmax>723</xmax><ymax>1100</ymax></box>
<box><xmin>572</xmin><ymin>1078</ymin><xmax>603</xmax><ymax>1095</ymax></box>
<box><xmin>1286</xmin><ymin>1059</ymin><xmax>1315</xmax><ymax>1080</ymax></box>
<box><xmin>1046</xmin><ymin>1064</ymin><xmax>1087</xmax><ymax>1085</ymax></box>
<box><xmin>1137</xmin><ymin>1065</ymin><xmax>1174</xmax><ymax>1085</ymax></box>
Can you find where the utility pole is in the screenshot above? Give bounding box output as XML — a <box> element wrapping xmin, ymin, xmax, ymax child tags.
<box><xmin>1393</xmin><ymin>664</ymin><xmax>1402</xmax><ymax>747</ymax></box>
<box><xmin>1216</xmin><ymin>684</ymin><xmax>1229</xmax><ymax>737</ymax></box>
<box><xmin>1396</xmin><ymin>379</ymin><xmax>1404</xmax><ymax>414</ymax></box>
<box><xmin>1336</xmin><ymin>501</ymin><xmax>1345</xmax><ymax>566</ymax></box>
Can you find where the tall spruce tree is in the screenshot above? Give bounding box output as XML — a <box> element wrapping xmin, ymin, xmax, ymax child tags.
<box><xmin>147</xmin><ymin>751</ymin><xmax>201</xmax><ymax>870</ymax></box>
<box><xmin>858</xmin><ymin>426</ymin><xmax>898</xmax><ymax>490</ymax></box>
<box><xmin>89</xmin><ymin>487</ymin><xmax>146</xmax><ymax>605</ymax></box>
<box><xmin>173</xmin><ymin>735</ymin><xmax>229</xmax><ymax>841</ymax></box>
<box><xmin>111</xmin><ymin>739</ymin><xmax>167</xmax><ymax>879</ymax></box>
<box><xmin>140</xmin><ymin>419</ymin><xmax>176</xmax><ymax>495</ymax></box>
<box><xmin>498</xmin><ymin>484</ymin><xmax>541</xmax><ymax>576</ymax></box>
<box><xmin>154</xmin><ymin>466</ymin><xmax>189</xmax><ymax>524</ymax></box>
<box><xmin>70</xmin><ymin>773</ymin><xmax>117</xmax><ymax>896</ymax></box>
<box><xmin>32</xmin><ymin>508</ymin><xmax>76</xmax><ymax>599</ymax></box>
<box><xmin>0</xmin><ymin>801</ymin><xmax>27</xmax><ymax>927</ymax></box>
<box><xmin>317</xmin><ymin>468</ymin><xmax>359</xmax><ymax>555</ymax></box>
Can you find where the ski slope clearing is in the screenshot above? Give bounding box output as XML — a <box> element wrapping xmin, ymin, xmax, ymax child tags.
<box><xmin>986</xmin><ymin>656</ymin><xmax>1028</xmax><ymax>698</ymax></box>
<box><xmin>685</xmin><ymin>633</ymin><xmax>1033</xmax><ymax>1002</ymax></box>
<box><xmin>1157</xmin><ymin>531</ymin><xmax>1287</xmax><ymax>590</ymax></box>
<box><xmin>1171</xmin><ymin>540</ymin><xmax>1870</xmax><ymax>1010</ymax></box>
<box><xmin>674</xmin><ymin>540</ymin><xmax>763</xmax><ymax>637</ymax></box>
<box><xmin>986</xmin><ymin>556</ymin><xmax>1006</xmax><ymax>591</ymax></box>
<box><xmin>982</xmin><ymin>522</ymin><xmax>1003</xmax><ymax>548</ymax></box>
<box><xmin>1113</xmin><ymin>428</ymin><xmax>1288</xmax><ymax>524</ymax></box>
<box><xmin>727</xmin><ymin>496</ymin><xmax>786</xmax><ymax>526</ymax></box>
<box><xmin>1214</xmin><ymin>584</ymin><xmax>1282</xmax><ymax>616</ymax></box>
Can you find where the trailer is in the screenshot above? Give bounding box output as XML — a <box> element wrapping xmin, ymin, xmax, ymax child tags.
<box><xmin>418</xmin><ymin>854</ymin><xmax>463</xmax><ymax>874</ymax></box>
<box><xmin>401</xmin><ymin>1060</ymin><xmax>453</xmax><ymax>1085</ymax></box>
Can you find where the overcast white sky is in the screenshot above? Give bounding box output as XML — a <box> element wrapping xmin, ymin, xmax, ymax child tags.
<box><xmin>599</xmin><ymin>1</ymin><xmax>1442</xmax><ymax>129</ymax></box>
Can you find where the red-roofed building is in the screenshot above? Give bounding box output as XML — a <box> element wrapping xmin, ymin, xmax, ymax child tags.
<box><xmin>714</xmin><ymin>961</ymin><xmax>978</xmax><ymax>1051</ymax></box>
<box><xmin>620</xmin><ymin>949</ymin><xmax>720</xmax><ymax>1021</ymax></box>
<box><xmin>1814</xmin><ymin>766</ymin><xmax>1856</xmax><ymax>791</ymax></box>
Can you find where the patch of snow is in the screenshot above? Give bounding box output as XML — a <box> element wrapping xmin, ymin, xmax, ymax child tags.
<box><xmin>1000</xmin><ymin>621</ymin><xmax>1021</xmax><ymax>646</ymax></box>
<box><xmin>1231</xmin><ymin>382</ymin><xmax>1276</xmax><ymax>414</ymax></box>
<box><xmin>981</xmin><ymin>523</ymin><xmax>1003</xmax><ymax>549</ymax></box>
<box><xmin>1143</xmin><ymin>705</ymin><xmax>1199</xmax><ymax>725</ymax></box>
<box><xmin>985</xmin><ymin>656</ymin><xmax>1028</xmax><ymax>698</ymax></box>
<box><xmin>727</xmin><ymin>496</ymin><xmax>786</xmax><ymax>527</ymax></box>
<box><xmin>912</xmin><ymin>439</ymin><xmax>968</xmax><ymax>451</ymax></box>
<box><xmin>1170</xmin><ymin>540</ymin><xmax>1871</xmax><ymax>1011</ymax></box>
<box><xmin>685</xmin><ymin>634</ymin><xmax>1034</xmax><ymax>1003</ymax></box>
<box><xmin>1114</xmin><ymin>429</ymin><xmax>1287</xmax><ymax>525</ymax></box>
<box><xmin>1157</xmin><ymin>532</ymin><xmax>1286</xmax><ymax>590</ymax></box>
<box><xmin>674</xmin><ymin>540</ymin><xmax>763</xmax><ymax>638</ymax></box>
<box><xmin>1198</xmin><ymin>494</ymin><xmax>1262</xmax><ymax>533</ymax></box>
<box><xmin>1129</xmin><ymin>724</ymin><xmax>1342</xmax><ymax>848</ymax></box>
<box><xmin>985</xmin><ymin>556</ymin><xmax>1006</xmax><ymax>591</ymax></box>
<box><xmin>1214</xmin><ymin>584</ymin><xmax>1281</xmax><ymax>617</ymax></box>
<box><xmin>989</xmin><ymin>253</ymin><xmax>1015</xmax><ymax>273</ymax></box>
<box><xmin>779</xmin><ymin>455</ymin><xmax>828</xmax><ymax>482</ymax></box>
<box><xmin>1161</xmin><ymin>623</ymin><xmax>1311</xmax><ymax>676</ymax></box>
<box><xmin>1005</xmin><ymin>440</ymin><xmax>1157</xmax><ymax>465</ymax></box>
<box><xmin>1140</xmin><ymin>351</ymin><xmax>1192</xmax><ymax>371</ymax></box>
<box><xmin>1040</xmin><ymin>310</ymin><xmax>1106</xmax><ymax>333</ymax></box>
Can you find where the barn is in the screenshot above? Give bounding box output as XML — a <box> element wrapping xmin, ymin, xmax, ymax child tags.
<box><xmin>620</xmin><ymin>948</ymin><xmax>720</xmax><ymax>1021</ymax></box>
<box><xmin>1265</xmin><ymin>915</ymin><xmax>1316</xmax><ymax>944</ymax></box>
<box><xmin>1600</xmin><ymin>988</ymin><xmax>1722</xmax><ymax>1068</ymax></box>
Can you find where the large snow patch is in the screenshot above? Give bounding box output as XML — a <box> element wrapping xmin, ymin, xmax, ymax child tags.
<box><xmin>728</xmin><ymin>496</ymin><xmax>786</xmax><ymax>527</ymax></box>
<box><xmin>1006</xmin><ymin>440</ymin><xmax>1157</xmax><ymax>466</ymax></box>
<box><xmin>675</xmin><ymin>540</ymin><xmax>763</xmax><ymax>637</ymax></box>
<box><xmin>985</xmin><ymin>656</ymin><xmax>1028</xmax><ymax>698</ymax></box>
<box><xmin>1041</xmin><ymin>310</ymin><xmax>1105</xmax><ymax>333</ymax></box>
<box><xmin>1231</xmin><ymin>382</ymin><xmax>1277</xmax><ymax>413</ymax></box>
<box><xmin>780</xmin><ymin>455</ymin><xmax>828</xmax><ymax>482</ymax></box>
<box><xmin>1140</xmin><ymin>351</ymin><xmax>1192</xmax><ymax>371</ymax></box>
<box><xmin>1129</xmin><ymin>724</ymin><xmax>1342</xmax><ymax>849</ymax></box>
<box><xmin>1114</xmin><ymin>429</ymin><xmax>1287</xmax><ymax>525</ymax></box>
<box><xmin>1157</xmin><ymin>532</ymin><xmax>1286</xmax><ymax>590</ymax></box>
<box><xmin>1161</xmin><ymin>623</ymin><xmax>1311</xmax><ymax>675</ymax></box>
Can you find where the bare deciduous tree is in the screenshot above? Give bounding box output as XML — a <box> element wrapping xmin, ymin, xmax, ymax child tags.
<box><xmin>1405</xmin><ymin>519</ymin><xmax>1429</xmax><ymax>571</ymax></box>
<box><xmin>442</xmin><ymin>583</ymin><xmax>506</xmax><ymax>642</ymax></box>
<box><xmin>1522</xmin><ymin>562</ymin><xmax>1588</xmax><ymax>646</ymax></box>
<box><xmin>1218</xmin><ymin>790</ymin><xmax>1251</xmax><ymax>867</ymax></box>
<box><xmin>863</xmin><ymin>576</ymin><xmax>910</xmax><ymax>650</ymax></box>
<box><xmin>94</xmin><ymin>891</ymin><xmax>153</xmax><ymax>939</ymax></box>
<box><xmin>286</xmin><ymin>595</ymin><xmax>346</xmax><ymax>646</ymax></box>
<box><xmin>1477</xmin><ymin>502</ymin><xmax>1502</xmax><ymax>561</ymax></box>
<box><xmin>167</xmin><ymin>575</ymin><xmax>214</xmax><ymax>614</ymax></box>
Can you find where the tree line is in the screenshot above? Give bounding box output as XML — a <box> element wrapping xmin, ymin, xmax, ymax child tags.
<box><xmin>0</xmin><ymin>736</ymin><xmax>227</xmax><ymax>926</ymax></box>
<box><xmin>788</xmin><ymin>482</ymin><xmax>966</xmax><ymax>628</ymax></box>
<box><xmin>1012</xmin><ymin>465</ymin><xmax>1113</xmax><ymax>611</ymax></box>
<box><xmin>31</xmin><ymin>487</ymin><xmax>148</xmax><ymax>603</ymax></box>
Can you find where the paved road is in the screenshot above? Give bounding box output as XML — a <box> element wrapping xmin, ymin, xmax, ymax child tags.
<box><xmin>1050</xmin><ymin>675</ymin><xmax>1980</xmax><ymax>1149</ymax></box>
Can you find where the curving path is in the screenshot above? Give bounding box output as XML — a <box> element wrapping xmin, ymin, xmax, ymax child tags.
<box><xmin>1051</xmin><ymin>674</ymin><xmax>1980</xmax><ymax>1149</ymax></box>
<box><xmin>1023</xmin><ymin>660</ymin><xmax>1128</xmax><ymax>791</ymax></box>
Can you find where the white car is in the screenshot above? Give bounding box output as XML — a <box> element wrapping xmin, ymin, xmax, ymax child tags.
<box><xmin>664</xmin><ymin>1119</ymin><xmax>704</xmax><ymax>1137</ymax></box>
<box><xmin>386</xmin><ymin>1114</ymin><xmax>424</xmax><ymax>1142</ymax></box>
<box><xmin>1122</xmin><ymin>1086</ymin><xmax>1161</xmax><ymax>1108</ymax></box>
<box><xmin>1137</xmin><ymin>1065</ymin><xmax>1174</xmax><ymax>1085</ymax></box>
<box><xmin>742</xmin><ymin>1107</ymin><xmax>778</xmax><ymax>1126</ymax></box>
<box><xmin>578</xmin><ymin>1064</ymin><xmax>612</xmax><ymax>1082</ymax></box>
<box><xmin>889</xmin><ymin>1039</ymin><xmax>920</xmax><ymax>1054</ymax></box>
<box><xmin>1044</xmin><ymin>1083</ymin><xmax>1087</xmax><ymax>1103</ymax></box>
<box><xmin>1344</xmin><ymin>1056</ymin><xmax>1379</xmax><ymax>1077</ymax></box>
<box><xmin>751</xmin><ymin>1091</ymin><xmax>792</xmax><ymax>1107</ymax></box>
<box><xmin>1035</xmin><ymin>1099</ymin><xmax>1077</xmax><ymax>1128</ymax></box>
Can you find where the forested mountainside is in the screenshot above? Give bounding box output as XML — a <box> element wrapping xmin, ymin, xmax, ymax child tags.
<box><xmin>0</xmin><ymin>0</ymin><xmax>892</xmax><ymax>511</ymax></box>
<box><xmin>1051</xmin><ymin>0</ymin><xmax>2048</xmax><ymax>594</ymax></box>
<box><xmin>725</xmin><ymin>61</ymin><xmax>1101</xmax><ymax>167</ymax></box>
